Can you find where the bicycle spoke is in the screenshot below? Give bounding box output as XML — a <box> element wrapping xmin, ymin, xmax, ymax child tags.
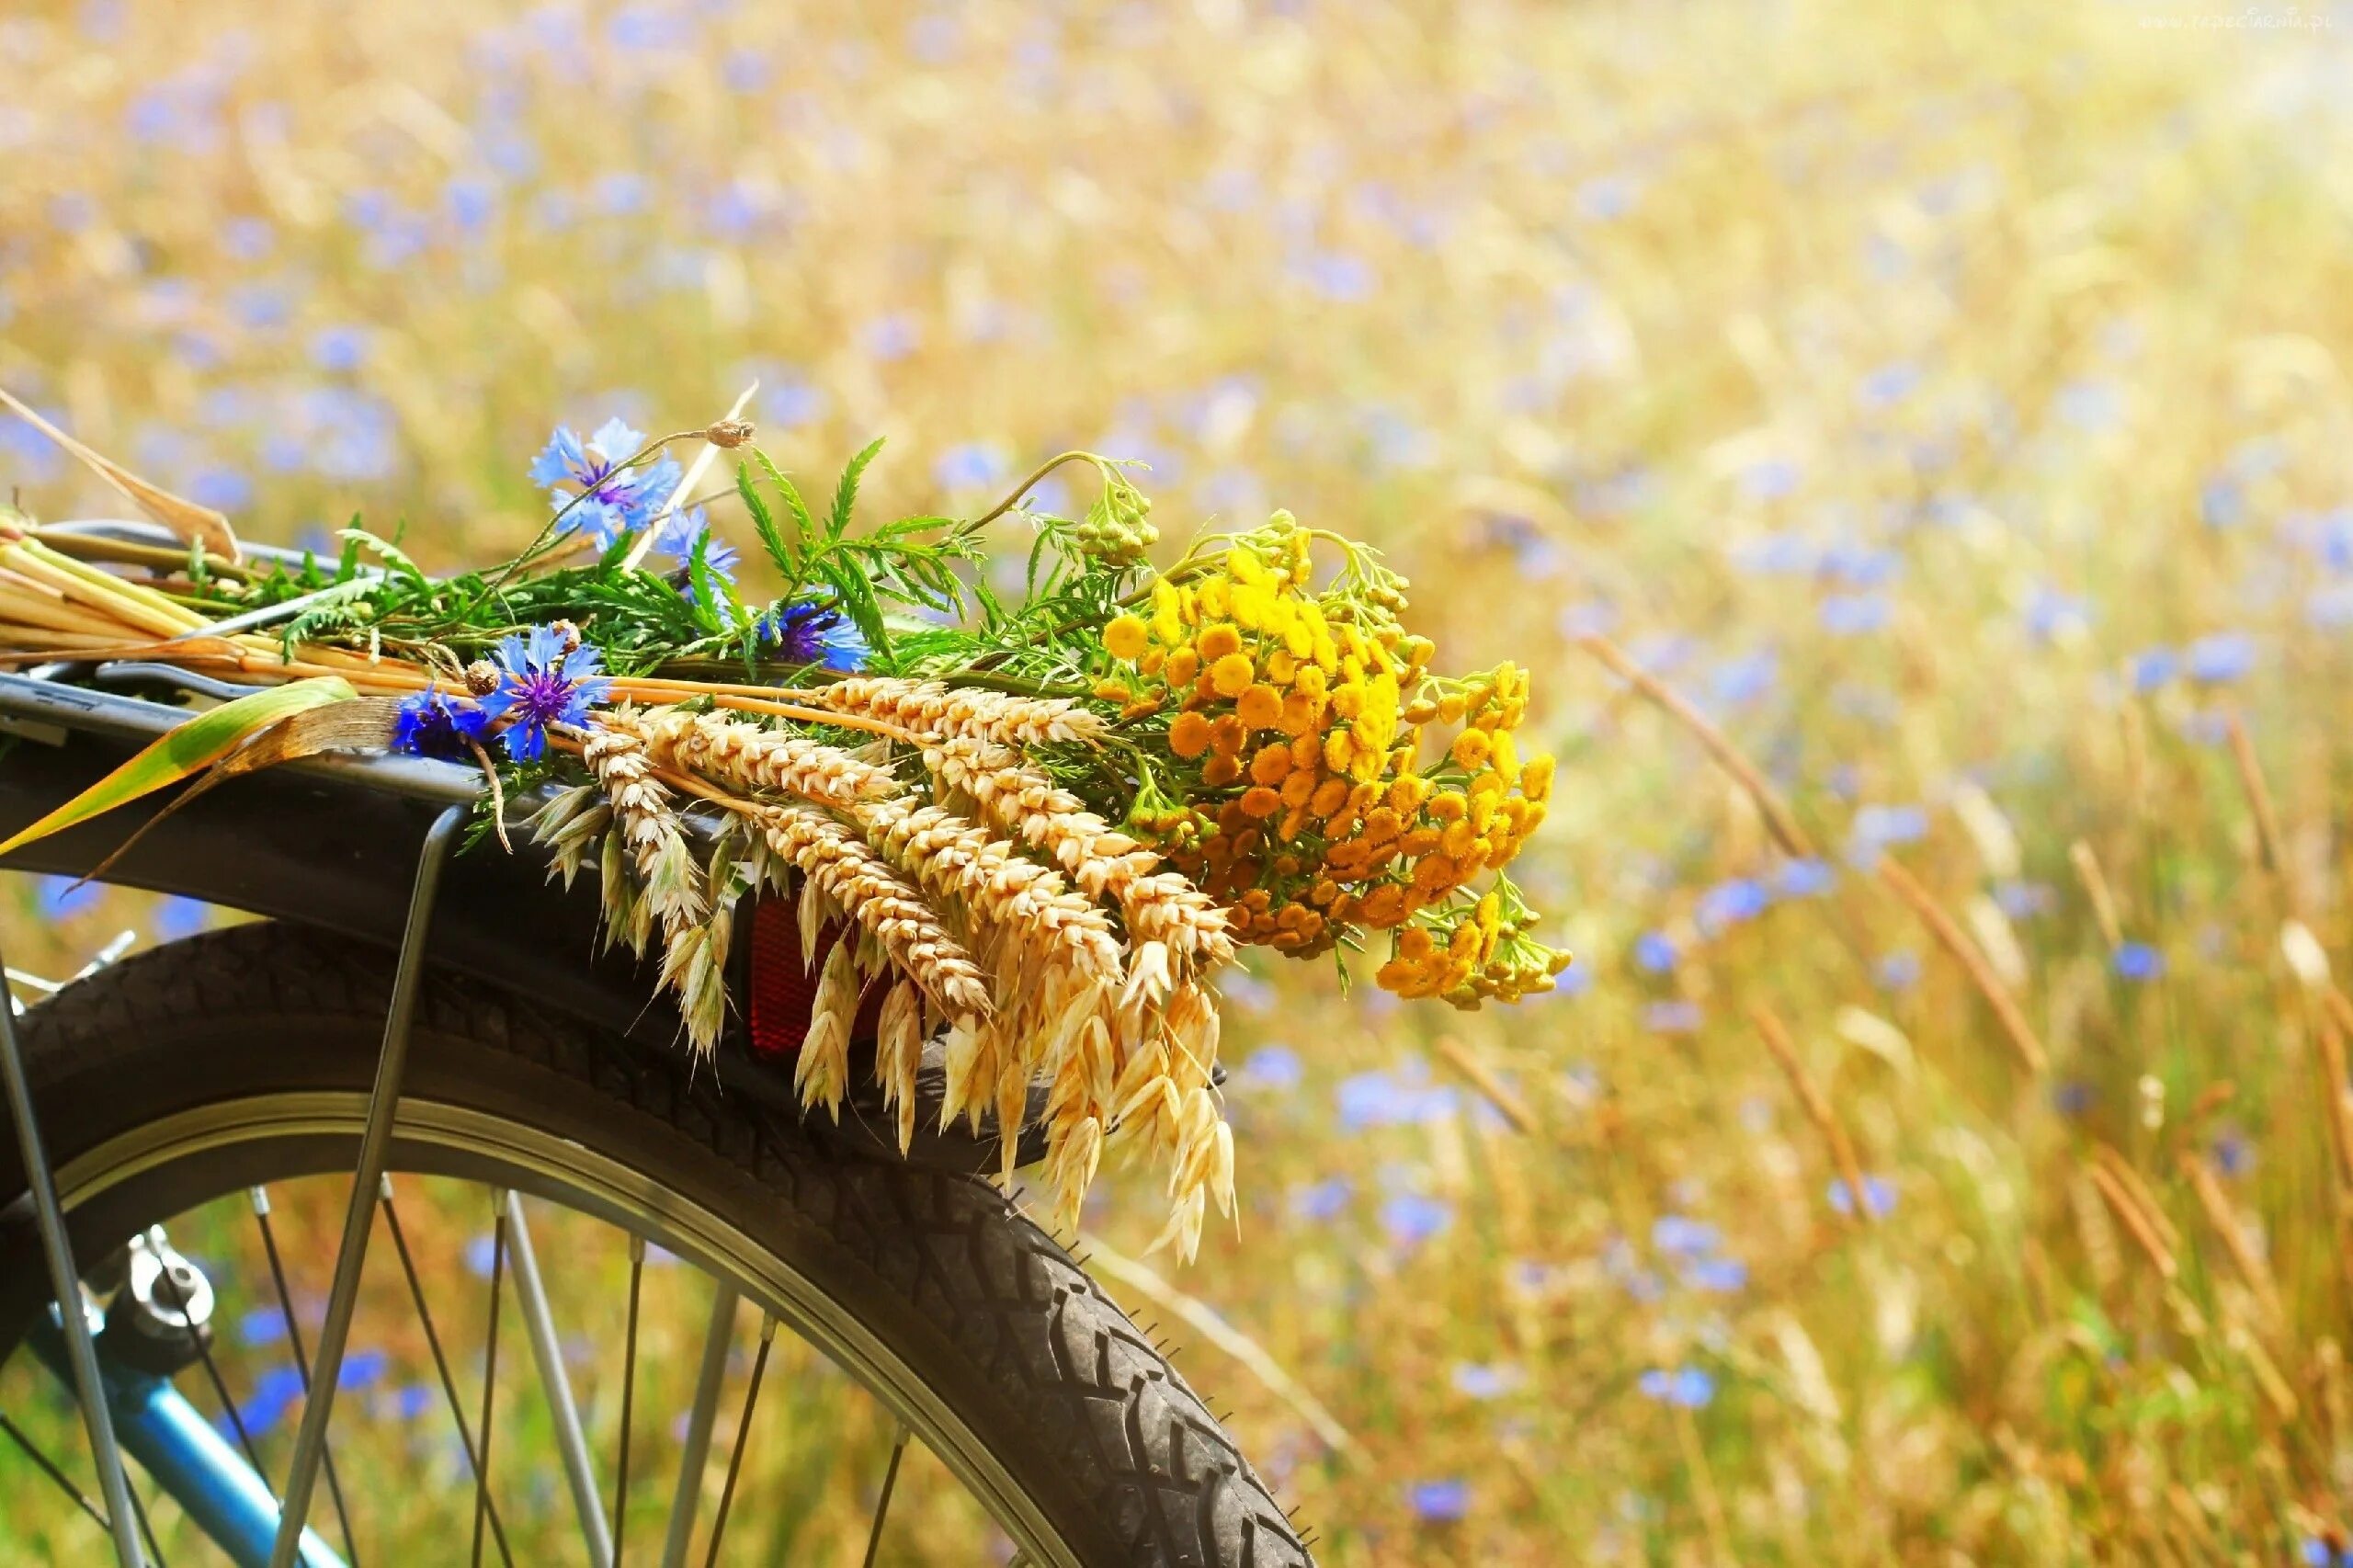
<box><xmin>0</xmin><ymin>1409</ymin><xmax>114</xmax><ymax>1534</ymax></box>
<box><xmin>124</xmin><ymin>1470</ymin><xmax>167</xmax><ymax>1568</ymax></box>
<box><xmin>380</xmin><ymin>1180</ymin><xmax>514</xmax><ymax>1568</ymax></box>
<box><xmin>699</xmin><ymin>1315</ymin><xmax>774</xmax><ymax>1568</ymax></box>
<box><xmin>145</xmin><ymin>1241</ymin><xmax>268</xmax><ymax>1487</ymax></box>
<box><xmin>249</xmin><ymin>1187</ymin><xmax>360</xmax><ymax>1568</ymax></box>
<box><xmin>613</xmin><ymin>1234</ymin><xmax>644</xmax><ymax>1567</ymax></box>
<box><xmin>471</xmin><ymin>1198</ymin><xmax>509</xmax><ymax>1568</ymax></box>
<box><xmin>658</xmin><ymin>1280</ymin><xmax>738</xmax><ymax>1568</ymax></box>
<box><xmin>506</xmin><ymin>1192</ymin><xmax>613</xmax><ymax>1566</ymax></box>
<box><xmin>858</xmin><ymin>1425</ymin><xmax>911</xmax><ymax>1568</ymax></box>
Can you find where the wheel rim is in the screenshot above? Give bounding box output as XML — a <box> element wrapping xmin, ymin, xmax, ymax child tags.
<box><xmin>20</xmin><ymin>1087</ymin><xmax>1082</xmax><ymax>1568</ymax></box>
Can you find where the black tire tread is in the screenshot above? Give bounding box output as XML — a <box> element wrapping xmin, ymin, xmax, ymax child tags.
<box><xmin>10</xmin><ymin>924</ymin><xmax>1313</xmax><ymax>1568</ymax></box>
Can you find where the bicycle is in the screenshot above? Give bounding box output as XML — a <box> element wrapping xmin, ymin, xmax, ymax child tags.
<box><xmin>0</xmin><ymin>520</ymin><xmax>1315</xmax><ymax>1566</ymax></box>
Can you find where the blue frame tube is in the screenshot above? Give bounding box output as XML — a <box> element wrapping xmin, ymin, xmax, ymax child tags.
<box><xmin>30</xmin><ymin>1320</ymin><xmax>346</xmax><ymax>1568</ymax></box>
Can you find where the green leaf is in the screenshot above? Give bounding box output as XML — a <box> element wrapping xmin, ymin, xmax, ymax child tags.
<box><xmin>0</xmin><ymin>677</ymin><xmax>359</xmax><ymax>857</ymax></box>
<box><xmin>684</xmin><ymin>530</ymin><xmax>725</xmax><ymax>635</ymax></box>
<box><xmin>737</xmin><ymin>461</ymin><xmax>794</xmax><ymax>578</ymax></box>
<box><xmin>753</xmin><ymin>449</ymin><xmax>818</xmax><ymax>542</ymax></box>
<box><xmin>828</xmin><ymin>437</ymin><xmax>885</xmax><ymax>540</ymax></box>
<box><xmin>337</xmin><ymin>528</ymin><xmax>428</xmax><ymax>588</ymax></box>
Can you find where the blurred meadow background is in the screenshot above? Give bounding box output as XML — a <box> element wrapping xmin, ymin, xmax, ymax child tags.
<box><xmin>6</xmin><ymin>0</ymin><xmax>2353</xmax><ymax>1560</ymax></box>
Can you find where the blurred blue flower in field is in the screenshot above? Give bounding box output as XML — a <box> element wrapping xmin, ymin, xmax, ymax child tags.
<box><xmin>934</xmin><ymin>442</ymin><xmax>1009</xmax><ymax>492</ymax></box>
<box><xmin>2113</xmin><ymin>941</ymin><xmax>2165</xmax><ymax>982</ymax></box>
<box><xmin>188</xmin><ymin>469</ymin><xmax>253</xmax><ymax>512</ymax></box>
<box><xmin>2054</xmin><ymin>380</ymin><xmax>2123</xmax><ymax>432</ymax></box>
<box><xmin>1711</xmin><ymin>652</ymin><xmax>1778</xmax><ymax>706</ymax></box>
<box><xmin>596</xmin><ymin>172</ymin><xmax>653</xmax><ymax>217</ymax></box>
<box><xmin>1238</xmin><ymin>1045</ymin><xmax>1302</xmax><ymax>1092</ymax></box>
<box><xmin>1685</xmin><ymin>1256</ymin><xmax>1749</xmax><ymax>1293</ymax></box>
<box><xmin>2024</xmin><ymin>586</ymin><xmax>2089</xmax><ymax>643</ymax></box>
<box><xmin>1336</xmin><ymin>1068</ymin><xmax>1458</xmax><ymax>1130</ymax></box>
<box><xmin>2186</xmin><ymin>631</ymin><xmax>2256</xmax><ymax>683</ymax></box>
<box><xmin>1846</xmin><ymin>804</ymin><xmax>1927</xmax><ymax>867</ymax></box>
<box><xmin>1451</xmin><ymin>1362</ymin><xmax>1524</xmax><ymax>1399</ymax></box>
<box><xmin>1407</xmin><ymin>1478</ymin><xmax>1471</xmax><ymax>1522</ymax></box>
<box><xmin>863</xmin><ymin>312</ymin><xmax>922</xmax><ymax>362</ymax></box>
<box><xmin>1694</xmin><ymin>879</ymin><xmax>1769</xmax><ymax>936</ymax></box>
<box><xmin>1381</xmin><ymin>1193</ymin><xmax>1453</xmax><ymax>1249</ymax></box>
<box><xmin>1773</xmin><ymin>858</ymin><xmax>1836</xmax><ymax>899</ymax></box>
<box><xmin>2130</xmin><ymin>647</ymin><xmax>2177</xmax><ymax>692</ymax></box>
<box><xmin>2053</xmin><ymin>1080</ymin><xmax>2096</xmax><ymax>1118</ymax></box>
<box><xmin>1818</xmin><ymin>593</ymin><xmax>1890</xmax><ymax>635</ymax></box>
<box><xmin>1558</xmin><ymin>599</ymin><xmax>1620</xmax><ymax>639</ymax></box>
<box><xmin>1293</xmin><ymin>250</ymin><xmax>1378</xmax><ymax>302</ymax></box>
<box><xmin>1739</xmin><ymin>458</ymin><xmax>1802</xmax><ymax>503</ymax></box>
<box><xmin>236</xmin><ymin>1306</ymin><xmax>287</xmax><ymax>1346</ymax></box>
<box><xmin>1829</xmin><ymin>1176</ymin><xmax>1898</xmax><ymax>1218</ymax></box>
<box><xmin>311</xmin><ymin>325</ymin><xmax>371</xmax><ymax>371</ymax></box>
<box><xmin>230</xmin><ymin>1366</ymin><xmax>306</xmax><ymax>1437</ymax></box>
<box><xmin>1643</xmin><ymin>1001</ymin><xmax>1702</xmax><ymax>1034</ymax></box>
<box><xmin>2200</xmin><ymin>474</ymin><xmax>2246</xmax><ymax>529</ymax></box>
<box><xmin>1876</xmin><ymin>951</ymin><xmax>1922</xmax><ymax>992</ymax></box>
<box><xmin>1995</xmin><ymin>880</ymin><xmax>2053</xmax><ymax>918</ymax></box>
<box><xmin>2211</xmin><ymin>1131</ymin><xmax>2252</xmax><ymax>1176</ymax></box>
<box><xmin>385</xmin><ymin>1384</ymin><xmax>434</xmax><ymax>1422</ymax></box>
<box><xmin>722</xmin><ymin>47</ymin><xmax>773</xmax><ymax>92</ymax></box>
<box><xmin>445</xmin><ymin>175</ymin><xmax>499</xmax><ymax>233</ymax></box>
<box><xmin>2308</xmin><ymin>585</ymin><xmax>2353</xmax><ymax>629</ymax></box>
<box><xmin>1575</xmin><ymin>173</ymin><xmax>1643</xmax><ymax>221</ymax></box>
<box><xmin>1290</xmin><ymin>1177</ymin><xmax>1353</xmax><ymax>1221</ymax></box>
<box><xmin>1652</xmin><ymin>1217</ymin><xmax>1720</xmax><ymax>1256</ymax></box>
<box><xmin>49</xmin><ymin>192</ymin><xmax>97</xmax><ymax>233</ymax></box>
<box><xmin>1729</xmin><ymin>532</ymin><xmax>1814</xmax><ymax>575</ymax></box>
<box><xmin>1823</xmin><ymin>542</ymin><xmax>1901</xmax><ymax>588</ymax></box>
<box><xmin>38</xmin><ymin>875</ymin><xmax>101</xmax><ymax>920</ymax></box>
<box><xmin>1638</xmin><ymin>1367</ymin><xmax>1716</xmax><ymax>1408</ymax></box>
<box><xmin>466</xmin><ymin>1234</ymin><xmax>499</xmax><ymax>1277</ymax></box>
<box><xmin>338</xmin><ymin>1348</ymin><xmax>387</xmax><ymax>1391</ymax></box>
<box><xmin>1632</xmin><ymin>931</ymin><xmax>1678</xmax><ymax>972</ymax></box>
<box><xmin>1858</xmin><ymin>360</ymin><xmax>1922</xmax><ymax>411</ymax></box>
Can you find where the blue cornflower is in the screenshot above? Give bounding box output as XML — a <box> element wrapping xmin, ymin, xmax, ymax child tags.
<box><xmin>1773</xmin><ymin>858</ymin><xmax>1836</xmax><ymax>899</ymax></box>
<box><xmin>759</xmin><ymin>602</ymin><xmax>868</xmax><ymax>672</ymax></box>
<box><xmin>1290</xmin><ymin>1176</ymin><xmax>1352</xmax><ymax>1221</ymax></box>
<box><xmin>1876</xmin><ymin>951</ymin><xmax>1922</xmax><ymax>992</ymax></box>
<box><xmin>1652</xmin><ymin>1216</ymin><xmax>1720</xmax><ymax>1257</ymax></box>
<box><xmin>1637</xmin><ymin>1366</ymin><xmax>1716</xmax><ymax>1409</ymax></box>
<box><xmin>392</xmin><ymin>689</ymin><xmax>492</xmax><ymax>760</ymax></box>
<box><xmin>529</xmin><ymin>417</ymin><xmax>682</xmax><ymax>549</ymax></box>
<box><xmin>1632</xmin><ymin>930</ymin><xmax>1678</xmax><ymax>972</ymax></box>
<box><xmin>1695</xmin><ymin>878</ymin><xmax>1769</xmax><ymax>936</ymax></box>
<box><xmin>1238</xmin><ymin>1045</ymin><xmax>1302</xmax><ymax>1091</ymax></box>
<box><xmin>1381</xmin><ymin>1192</ymin><xmax>1453</xmax><ymax>1249</ymax></box>
<box><xmin>1828</xmin><ymin>1176</ymin><xmax>1898</xmax><ymax>1218</ymax></box>
<box><xmin>1407</xmin><ymin>1479</ymin><xmax>1471</xmax><ymax>1522</ymax></box>
<box><xmin>1685</xmin><ymin>1256</ymin><xmax>1749</xmax><ymax>1293</ymax></box>
<box><xmin>648</xmin><ymin>509</ymin><xmax>740</xmax><ymax>604</ymax></box>
<box><xmin>474</xmin><ymin>626</ymin><xmax>612</xmax><ymax>763</ymax></box>
<box><xmin>2186</xmin><ymin>631</ymin><xmax>2256</xmax><ymax>684</ymax></box>
<box><xmin>1451</xmin><ymin>1362</ymin><xmax>1522</xmax><ymax>1400</ymax></box>
<box><xmin>2113</xmin><ymin>941</ymin><xmax>2165</xmax><ymax>983</ymax></box>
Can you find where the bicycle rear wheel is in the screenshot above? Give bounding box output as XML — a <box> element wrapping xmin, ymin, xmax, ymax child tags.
<box><xmin>0</xmin><ymin>923</ymin><xmax>1312</xmax><ymax>1566</ymax></box>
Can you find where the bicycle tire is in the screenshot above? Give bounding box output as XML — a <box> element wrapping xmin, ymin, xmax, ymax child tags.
<box><xmin>0</xmin><ymin>922</ymin><xmax>1313</xmax><ymax>1568</ymax></box>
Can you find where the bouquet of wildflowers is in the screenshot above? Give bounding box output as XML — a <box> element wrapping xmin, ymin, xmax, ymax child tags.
<box><xmin>0</xmin><ymin>400</ymin><xmax>1568</xmax><ymax>1256</ymax></box>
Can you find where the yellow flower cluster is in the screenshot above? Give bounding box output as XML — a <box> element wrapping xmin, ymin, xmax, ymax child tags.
<box><xmin>1093</xmin><ymin>519</ymin><xmax>1570</xmax><ymax>1005</ymax></box>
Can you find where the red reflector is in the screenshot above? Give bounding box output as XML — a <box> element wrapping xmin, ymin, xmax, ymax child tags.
<box><xmin>745</xmin><ymin>895</ymin><xmax>889</xmax><ymax>1060</ymax></box>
